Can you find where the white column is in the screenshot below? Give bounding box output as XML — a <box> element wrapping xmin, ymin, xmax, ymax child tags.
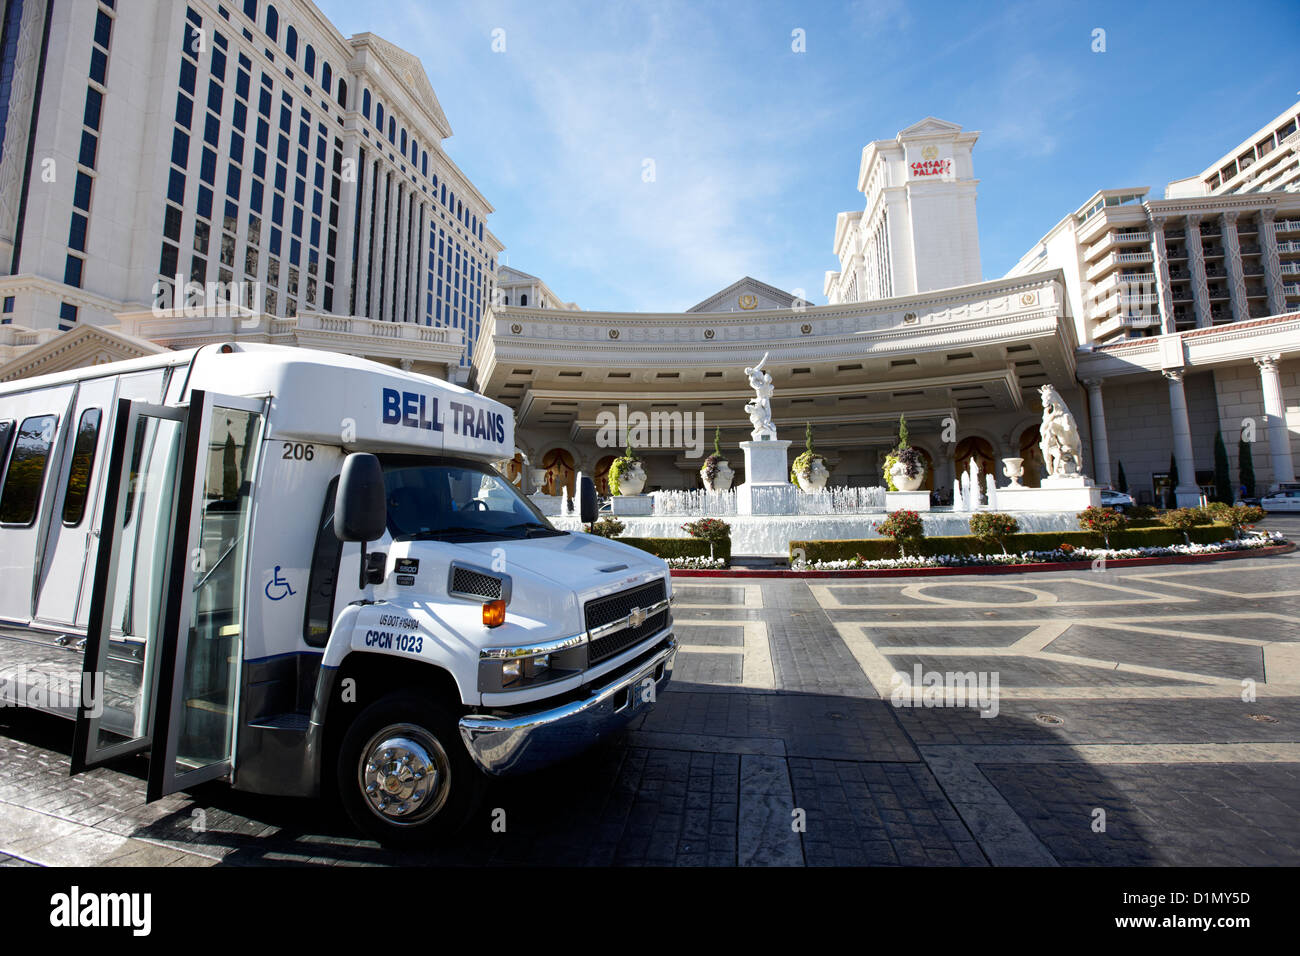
<box><xmin>1185</xmin><ymin>215</ymin><xmax>1211</xmax><ymax>328</ymax></box>
<box><xmin>1148</xmin><ymin>216</ymin><xmax>1175</xmax><ymax>334</ymax></box>
<box><xmin>1222</xmin><ymin>212</ymin><xmax>1249</xmax><ymax>321</ymax></box>
<box><xmin>1083</xmin><ymin>378</ymin><xmax>1112</xmax><ymax>486</ymax></box>
<box><xmin>1255</xmin><ymin>354</ymin><xmax>1296</xmax><ymax>489</ymax></box>
<box><xmin>394</xmin><ymin>186</ymin><xmax>409</xmax><ymax>322</ymax></box>
<box><xmin>1163</xmin><ymin>369</ymin><xmax>1200</xmax><ymax>505</ymax></box>
<box><xmin>352</xmin><ymin>153</ymin><xmax>374</xmax><ymax>316</ymax></box>
<box><xmin>368</xmin><ymin>169</ymin><xmax>388</xmax><ymax>322</ymax></box>
<box><xmin>1260</xmin><ymin>210</ymin><xmax>1286</xmax><ymax>315</ymax></box>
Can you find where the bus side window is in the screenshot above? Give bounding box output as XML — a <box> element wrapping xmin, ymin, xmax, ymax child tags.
<box><xmin>0</xmin><ymin>415</ymin><xmax>58</xmax><ymax>526</ymax></box>
<box><xmin>61</xmin><ymin>408</ymin><xmax>102</xmax><ymax>526</ymax></box>
<box><xmin>303</xmin><ymin>476</ymin><xmax>343</xmax><ymax>648</ymax></box>
<box><xmin>0</xmin><ymin>421</ymin><xmax>13</xmax><ymax>472</ymax></box>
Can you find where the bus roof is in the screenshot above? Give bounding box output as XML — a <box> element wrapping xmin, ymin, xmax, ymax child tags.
<box><xmin>0</xmin><ymin>343</ymin><xmax>515</xmax><ymax>461</ymax></box>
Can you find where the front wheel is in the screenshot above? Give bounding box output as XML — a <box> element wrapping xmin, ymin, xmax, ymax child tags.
<box><xmin>336</xmin><ymin>691</ymin><xmax>485</xmax><ymax>847</ymax></box>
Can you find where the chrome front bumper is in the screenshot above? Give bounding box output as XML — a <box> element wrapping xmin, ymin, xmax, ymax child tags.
<box><xmin>457</xmin><ymin>635</ymin><xmax>676</xmax><ymax>776</ymax></box>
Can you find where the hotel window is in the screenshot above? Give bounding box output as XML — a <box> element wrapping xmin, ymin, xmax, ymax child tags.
<box><xmin>58</xmin><ymin>303</ymin><xmax>79</xmax><ymax>332</ymax></box>
<box><xmin>304</xmin><ymin>44</ymin><xmax>315</xmax><ymax>79</ymax></box>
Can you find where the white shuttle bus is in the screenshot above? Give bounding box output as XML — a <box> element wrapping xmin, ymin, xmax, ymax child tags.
<box><xmin>0</xmin><ymin>343</ymin><xmax>675</xmax><ymax>844</ymax></box>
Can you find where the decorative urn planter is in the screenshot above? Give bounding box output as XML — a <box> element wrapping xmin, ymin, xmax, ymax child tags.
<box><xmin>701</xmin><ymin>456</ymin><xmax>734</xmax><ymax>492</ymax></box>
<box><xmin>1001</xmin><ymin>457</ymin><xmax>1025</xmax><ymax>489</ymax></box>
<box><xmin>794</xmin><ymin>457</ymin><xmax>830</xmax><ymax>493</ymax></box>
<box><xmin>611</xmin><ymin>459</ymin><xmax>646</xmax><ymax>496</ymax></box>
<box><xmin>888</xmin><ymin>459</ymin><xmax>925</xmax><ymax>492</ymax></box>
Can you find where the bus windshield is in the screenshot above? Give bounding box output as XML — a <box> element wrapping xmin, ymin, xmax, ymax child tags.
<box><xmin>379</xmin><ymin>456</ymin><xmax>562</xmax><ymax>541</ymax></box>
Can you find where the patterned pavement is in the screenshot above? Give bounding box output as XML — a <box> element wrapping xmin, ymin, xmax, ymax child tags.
<box><xmin>1</xmin><ymin>522</ymin><xmax>1299</xmax><ymax>866</ymax></box>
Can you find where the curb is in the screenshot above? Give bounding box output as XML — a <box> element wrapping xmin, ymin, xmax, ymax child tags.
<box><xmin>670</xmin><ymin>542</ymin><xmax>1295</xmax><ymax>579</ymax></box>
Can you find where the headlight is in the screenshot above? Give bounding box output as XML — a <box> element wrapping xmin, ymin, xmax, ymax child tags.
<box><xmin>479</xmin><ymin>636</ymin><xmax>584</xmax><ymax>693</ymax></box>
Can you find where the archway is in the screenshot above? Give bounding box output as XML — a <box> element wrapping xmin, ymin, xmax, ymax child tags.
<box><xmin>593</xmin><ymin>455</ymin><xmax>616</xmax><ymax>496</ymax></box>
<box><xmin>541</xmin><ymin>448</ymin><xmax>576</xmax><ymax>496</ymax></box>
<box><xmin>499</xmin><ymin>452</ymin><xmax>525</xmax><ymax>487</ymax></box>
<box><xmin>1018</xmin><ymin>426</ymin><xmax>1044</xmax><ymax>488</ymax></box>
<box><xmin>913</xmin><ymin>446</ymin><xmax>935</xmax><ymax>491</ymax></box>
<box><xmin>954</xmin><ymin>436</ymin><xmax>996</xmax><ymax>489</ymax></box>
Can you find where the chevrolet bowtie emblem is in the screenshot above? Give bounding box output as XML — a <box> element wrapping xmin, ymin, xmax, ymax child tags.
<box><xmin>628</xmin><ymin>606</ymin><xmax>647</xmax><ymax>628</ymax></box>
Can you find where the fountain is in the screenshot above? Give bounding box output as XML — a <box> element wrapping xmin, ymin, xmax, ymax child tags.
<box><xmin>734</xmin><ymin>353</ymin><xmax>798</xmax><ymax>515</ymax></box>
<box><xmin>546</xmin><ymin>370</ymin><xmax>1099</xmax><ymax>555</ymax></box>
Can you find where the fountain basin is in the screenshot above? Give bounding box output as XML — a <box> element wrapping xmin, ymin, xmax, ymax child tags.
<box><xmin>552</xmin><ymin>510</ymin><xmax>1085</xmax><ymax>557</ymax></box>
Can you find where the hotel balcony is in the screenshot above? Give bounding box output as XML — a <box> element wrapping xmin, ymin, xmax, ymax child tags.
<box><xmin>1273</xmin><ymin>219</ymin><xmax>1300</xmax><ymax>234</ymax></box>
<box><xmin>1281</xmin><ymin>261</ymin><xmax>1300</xmax><ymax>275</ymax></box>
<box><xmin>1121</xmin><ymin>313</ymin><xmax>1162</xmax><ymax>329</ymax></box>
<box><xmin>1284</xmin><ymin>282</ymin><xmax>1300</xmax><ymax>297</ymax></box>
<box><xmin>1278</xmin><ymin>240</ymin><xmax>1300</xmax><ymax>255</ymax></box>
<box><xmin>1085</xmin><ymin>249</ymin><xmax>1153</xmax><ymax>281</ymax></box>
<box><xmin>1119</xmin><ymin>292</ymin><xmax>1160</xmax><ymax>307</ymax></box>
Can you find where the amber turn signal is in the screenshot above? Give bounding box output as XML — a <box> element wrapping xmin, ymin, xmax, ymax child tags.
<box><xmin>482</xmin><ymin>599</ymin><xmax>506</xmax><ymax>628</ymax></box>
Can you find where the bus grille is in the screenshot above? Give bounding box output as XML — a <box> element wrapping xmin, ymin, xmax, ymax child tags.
<box><xmin>584</xmin><ymin>579</ymin><xmax>668</xmax><ymax>664</ymax></box>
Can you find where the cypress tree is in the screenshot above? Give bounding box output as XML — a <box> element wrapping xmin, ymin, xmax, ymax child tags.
<box><xmin>1239</xmin><ymin>439</ymin><xmax>1256</xmax><ymax>499</ymax></box>
<box><xmin>1213</xmin><ymin>432</ymin><xmax>1232</xmax><ymax>503</ymax></box>
<box><xmin>1116</xmin><ymin>460</ymin><xmax>1128</xmax><ymax>494</ymax></box>
<box><xmin>1167</xmin><ymin>453</ymin><xmax>1179</xmax><ymax>509</ymax></box>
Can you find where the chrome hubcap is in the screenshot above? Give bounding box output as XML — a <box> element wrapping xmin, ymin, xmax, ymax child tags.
<box><xmin>358</xmin><ymin>723</ymin><xmax>450</xmax><ymax>825</ymax></box>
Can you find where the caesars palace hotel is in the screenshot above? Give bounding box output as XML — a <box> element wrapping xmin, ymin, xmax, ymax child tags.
<box><xmin>478</xmin><ymin>110</ymin><xmax>1300</xmax><ymax>506</ymax></box>
<box><xmin>0</xmin><ymin>0</ymin><xmax>1296</xmax><ymax>509</ymax></box>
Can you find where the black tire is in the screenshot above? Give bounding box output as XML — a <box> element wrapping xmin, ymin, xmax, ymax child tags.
<box><xmin>335</xmin><ymin>691</ymin><xmax>485</xmax><ymax>847</ymax></box>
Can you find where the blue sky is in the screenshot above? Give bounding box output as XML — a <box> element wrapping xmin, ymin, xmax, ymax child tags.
<box><xmin>316</xmin><ymin>0</ymin><xmax>1299</xmax><ymax>313</ymax></box>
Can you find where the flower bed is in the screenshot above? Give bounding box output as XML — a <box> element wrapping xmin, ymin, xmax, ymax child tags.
<box><xmin>793</xmin><ymin>533</ymin><xmax>1286</xmax><ymax>571</ymax></box>
<box><xmin>665</xmin><ymin>555</ymin><xmax>729</xmax><ymax>570</ymax></box>
<box><xmin>617</xmin><ymin>535</ymin><xmax>732</xmax><ymax>563</ymax></box>
<box><xmin>791</xmin><ymin>523</ymin><xmax>1236</xmax><ymax>564</ymax></box>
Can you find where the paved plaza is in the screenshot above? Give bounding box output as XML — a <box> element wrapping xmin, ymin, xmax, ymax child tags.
<box><xmin>2</xmin><ymin>518</ymin><xmax>1299</xmax><ymax>867</ymax></box>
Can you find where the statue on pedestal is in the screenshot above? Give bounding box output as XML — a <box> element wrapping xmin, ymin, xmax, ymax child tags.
<box><xmin>1039</xmin><ymin>384</ymin><xmax>1082</xmax><ymax>478</ymax></box>
<box><xmin>743</xmin><ymin>353</ymin><xmax>777</xmax><ymax>441</ymax></box>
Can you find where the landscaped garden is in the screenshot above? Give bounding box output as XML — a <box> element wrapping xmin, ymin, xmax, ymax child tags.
<box><xmin>581</xmin><ymin>501</ymin><xmax>1289</xmax><ymax>572</ymax></box>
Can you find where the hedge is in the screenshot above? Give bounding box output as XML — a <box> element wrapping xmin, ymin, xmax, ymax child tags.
<box><xmin>791</xmin><ymin>524</ymin><xmax>1233</xmax><ymax>564</ymax></box>
<box><xmin>618</xmin><ymin>536</ymin><xmax>732</xmax><ymax>561</ymax></box>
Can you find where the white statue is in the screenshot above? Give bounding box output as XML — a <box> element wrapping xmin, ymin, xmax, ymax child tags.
<box><xmin>1039</xmin><ymin>384</ymin><xmax>1082</xmax><ymax>478</ymax></box>
<box><xmin>743</xmin><ymin>353</ymin><xmax>777</xmax><ymax>440</ymax></box>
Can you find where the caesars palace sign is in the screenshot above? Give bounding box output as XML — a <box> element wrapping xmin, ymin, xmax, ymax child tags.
<box><xmin>910</xmin><ymin>144</ymin><xmax>952</xmax><ymax>178</ymax></box>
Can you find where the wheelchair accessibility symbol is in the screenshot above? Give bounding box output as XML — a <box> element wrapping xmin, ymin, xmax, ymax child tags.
<box><xmin>265</xmin><ymin>565</ymin><xmax>296</xmax><ymax>601</ymax></box>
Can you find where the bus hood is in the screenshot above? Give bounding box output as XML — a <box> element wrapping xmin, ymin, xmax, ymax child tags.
<box><xmin>448</xmin><ymin>531</ymin><xmax>668</xmax><ymax>595</ymax></box>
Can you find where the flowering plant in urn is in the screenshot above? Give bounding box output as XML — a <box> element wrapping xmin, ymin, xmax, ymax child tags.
<box><xmin>608</xmin><ymin>445</ymin><xmax>646</xmax><ymax>496</ymax></box>
<box><xmin>791</xmin><ymin>422</ymin><xmax>830</xmax><ymax>492</ymax></box>
<box><xmin>883</xmin><ymin>414</ymin><xmax>926</xmax><ymax>492</ymax></box>
<box><xmin>700</xmin><ymin>428</ymin><xmax>734</xmax><ymax>492</ymax></box>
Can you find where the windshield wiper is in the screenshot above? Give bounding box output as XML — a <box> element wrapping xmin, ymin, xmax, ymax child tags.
<box><xmin>410</xmin><ymin>526</ymin><xmax>507</xmax><ymax>539</ymax></box>
<box><xmin>503</xmin><ymin>522</ymin><xmax>566</xmax><ymax>538</ymax></box>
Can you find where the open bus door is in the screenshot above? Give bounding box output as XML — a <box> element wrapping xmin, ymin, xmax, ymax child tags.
<box><xmin>71</xmin><ymin>390</ymin><xmax>267</xmax><ymax>801</ymax></box>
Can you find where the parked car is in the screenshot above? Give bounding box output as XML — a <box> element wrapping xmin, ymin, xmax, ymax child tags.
<box><xmin>1260</xmin><ymin>489</ymin><xmax>1300</xmax><ymax>512</ymax></box>
<box><xmin>1099</xmin><ymin>489</ymin><xmax>1135</xmax><ymax>512</ymax></box>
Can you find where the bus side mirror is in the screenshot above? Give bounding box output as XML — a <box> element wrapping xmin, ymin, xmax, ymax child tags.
<box><xmin>578</xmin><ymin>475</ymin><xmax>597</xmax><ymax>525</ymax></box>
<box><xmin>335</xmin><ymin>453</ymin><xmax>386</xmax><ymax>543</ymax></box>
